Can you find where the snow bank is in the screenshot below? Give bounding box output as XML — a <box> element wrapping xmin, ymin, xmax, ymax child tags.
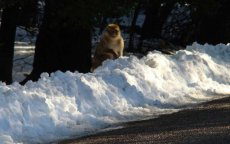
<box><xmin>0</xmin><ymin>42</ymin><xmax>230</xmax><ymax>143</ymax></box>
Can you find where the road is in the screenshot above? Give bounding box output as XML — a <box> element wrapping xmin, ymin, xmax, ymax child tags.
<box><xmin>59</xmin><ymin>96</ymin><xmax>230</xmax><ymax>144</ymax></box>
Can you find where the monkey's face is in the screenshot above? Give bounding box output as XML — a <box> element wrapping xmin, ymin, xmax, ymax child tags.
<box><xmin>105</xmin><ymin>24</ymin><xmax>120</xmax><ymax>38</ymax></box>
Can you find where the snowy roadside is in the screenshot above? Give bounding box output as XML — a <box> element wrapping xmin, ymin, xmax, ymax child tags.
<box><xmin>59</xmin><ymin>96</ymin><xmax>230</xmax><ymax>144</ymax></box>
<box><xmin>1</xmin><ymin>42</ymin><xmax>230</xmax><ymax>143</ymax></box>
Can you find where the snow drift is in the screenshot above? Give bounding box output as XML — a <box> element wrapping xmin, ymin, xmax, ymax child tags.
<box><xmin>0</xmin><ymin>42</ymin><xmax>230</xmax><ymax>143</ymax></box>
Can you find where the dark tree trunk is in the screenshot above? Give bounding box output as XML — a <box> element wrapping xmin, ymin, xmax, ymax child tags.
<box><xmin>21</xmin><ymin>0</ymin><xmax>91</xmax><ymax>84</ymax></box>
<box><xmin>138</xmin><ymin>0</ymin><xmax>175</xmax><ymax>50</ymax></box>
<box><xmin>140</xmin><ymin>1</ymin><xmax>162</xmax><ymax>39</ymax></box>
<box><xmin>18</xmin><ymin>0</ymin><xmax>38</xmax><ymax>27</ymax></box>
<box><xmin>127</xmin><ymin>2</ymin><xmax>141</xmax><ymax>52</ymax></box>
<box><xmin>194</xmin><ymin>0</ymin><xmax>230</xmax><ymax>44</ymax></box>
<box><xmin>0</xmin><ymin>6</ymin><xmax>19</xmax><ymax>84</ymax></box>
<box><xmin>219</xmin><ymin>0</ymin><xmax>230</xmax><ymax>44</ymax></box>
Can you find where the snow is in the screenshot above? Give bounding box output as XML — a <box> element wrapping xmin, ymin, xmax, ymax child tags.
<box><xmin>13</xmin><ymin>27</ymin><xmax>36</xmax><ymax>82</ymax></box>
<box><xmin>13</xmin><ymin>43</ymin><xmax>34</xmax><ymax>82</ymax></box>
<box><xmin>0</xmin><ymin>42</ymin><xmax>230</xmax><ymax>143</ymax></box>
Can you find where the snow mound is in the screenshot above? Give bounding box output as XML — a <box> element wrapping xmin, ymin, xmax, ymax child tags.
<box><xmin>0</xmin><ymin>42</ymin><xmax>230</xmax><ymax>143</ymax></box>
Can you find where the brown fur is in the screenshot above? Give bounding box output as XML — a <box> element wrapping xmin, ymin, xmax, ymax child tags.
<box><xmin>91</xmin><ymin>24</ymin><xmax>124</xmax><ymax>72</ymax></box>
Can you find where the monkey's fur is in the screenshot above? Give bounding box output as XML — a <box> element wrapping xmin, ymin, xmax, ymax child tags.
<box><xmin>91</xmin><ymin>24</ymin><xmax>124</xmax><ymax>72</ymax></box>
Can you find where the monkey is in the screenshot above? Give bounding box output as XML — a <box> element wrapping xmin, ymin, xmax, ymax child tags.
<box><xmin>91</xmin><ymin>24</ymin><xmax>124</xmax><ymax>72</ymax></box>
<box><xmin>91</xmin><ymin>49</ymin><xmax>119</xmax><ymax>72</ymax></box>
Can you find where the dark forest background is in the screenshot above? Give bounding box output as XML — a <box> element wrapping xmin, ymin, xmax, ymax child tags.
<box><xmin>0</xmin><ymin>0</ymin><xmax>229</xmax><ymax>85</ymax></box>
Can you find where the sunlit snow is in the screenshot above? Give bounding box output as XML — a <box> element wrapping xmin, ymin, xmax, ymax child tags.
<box><xmin>0</xmin><ymin>42</ymin><xmax>230</xmax><ymax>143</ymax></box>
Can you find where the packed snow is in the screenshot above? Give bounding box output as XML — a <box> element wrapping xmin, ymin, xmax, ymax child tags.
<box><xmin>0</xmin><ymin>42</ymin><xmax>230</xmax><ymax>143</ymax></box>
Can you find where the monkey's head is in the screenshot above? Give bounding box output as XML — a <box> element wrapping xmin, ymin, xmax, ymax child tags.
<box><xmin>105</xmin><ymin>24</ymin><xmax>121</xmax><ymax>38</ymax></box>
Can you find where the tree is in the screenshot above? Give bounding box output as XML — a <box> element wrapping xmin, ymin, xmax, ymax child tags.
<box><xmin>138</xmin><ymin>0</ymin><xmax>175</xmax><ymax>51</ymax></box>
<box><xmin>161</xmin><ymin>2</ymin><xmax>193</xmax><ymax>46</ymax></box>
<box><xmin>127</xmin><ymin>1</ymin><xmax>142</xmax><ymax>52</ymax></box>
<box><xmin>0</xmin><ymin>0</ymin><xmax>38</xmax><ymax>84</ymax></box>
<box><xmin>21</xmin><ymin>0</ymin><xmax>136</xmax><ymax>84</ymax></box>
<box><xmin>21</xmin><ymin>0</ymin><xmax>91</xmax><ymax>84</ymax></box>
<box><xmin>189</xmin><ymin>0</ymin><xmax>230</xmax><ymax>44</ymax></box>
<box><xmin>0</xmin><ymin>5</ymin><xmax>19</xmax><ymax>84</ymax></box>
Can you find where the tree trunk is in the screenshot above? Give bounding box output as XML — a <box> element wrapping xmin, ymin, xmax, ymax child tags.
<box><xmin>138</xmin><ymin>0</ymin><xmax>175</xmax><ymax>50</ymax></box>
<box><xmin>127</xmin><ymin>2</ymin><xmax>141</xmax><ymax>52</ymax></box>
<box><xmin>21</xmin><ymin>0</ymin><xmax>92</xmax><ymax>84</ymax></box>
<box><xmin>0</xmin><ymin>6</ymin><xmax>19</xmax><ymax>84</ymax></box>
<box><xmin>194</xmin><ymin>0</ymin><xmax>230</xmax><ymax>44</ymax></box>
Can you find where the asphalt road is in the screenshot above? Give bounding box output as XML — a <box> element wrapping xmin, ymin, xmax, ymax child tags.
<box><xmin>59</xmin><ymin>96</ymin><xmax>230</xmax><ymax>144</ymax></box>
